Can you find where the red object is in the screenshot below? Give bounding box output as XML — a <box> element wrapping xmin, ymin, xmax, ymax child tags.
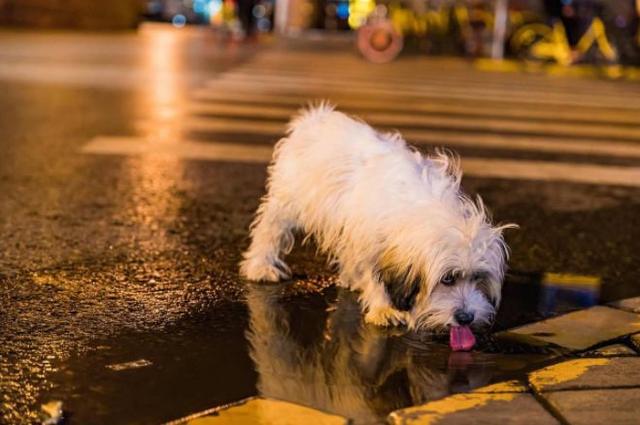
<box><xmin>450</xmin><ymin>326</ymin><xmax>476</xmax><ymax>351</ymax></box>
<box><xmin>357</xmin><ymin>20</ymin><xmax>404</xmax><ymax>63</ymax></box>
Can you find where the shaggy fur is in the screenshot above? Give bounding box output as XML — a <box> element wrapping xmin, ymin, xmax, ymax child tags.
<box><xmin>240</xmin><ymin>104</ymin><xmax>516</xmax><ymax>330</ymax></box>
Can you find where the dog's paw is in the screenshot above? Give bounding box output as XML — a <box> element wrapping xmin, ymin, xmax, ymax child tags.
<box><xmin>240</xmin><ymin>257</ymin><xmax>291</xmax><ymax>282</ymax></box>
<box><xmin>364</xmin><ymin>307</ymin><xmax>410</xmax><ymax>327</ymax></box>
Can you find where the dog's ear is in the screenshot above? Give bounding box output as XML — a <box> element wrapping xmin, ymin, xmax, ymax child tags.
<box><xmin>385</xmin><ymin>277</ymin><xmax>420</xmax><ymax>312</ymax></box>
<box><xmin>432</xmin><ymin>148</ymin><xmax>462</xmax><ymax>185</ymax></box>
<box><xmin>494</xmin><ymin>222</ymin><xmax>519</xmax><ymax>234</ymax></box>
<box><xmin>470</xmin><ymin>195</ymin><xmax>519</xmax><ymax>237</ymax></box>
<box><xmin>380</xmin><ymin>265</ymin><xmax>421</xmax><ymax>312</ymax></box>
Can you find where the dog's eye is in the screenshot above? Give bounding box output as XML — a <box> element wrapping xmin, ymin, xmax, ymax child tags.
<box><xmin>440</xmin><ymin>272</ymin><xmax>456</xmax><ymax>286</ymax></box>
<box><xmin>472</xmin><ymin>272</ymin><xmax>487</xmax><ymax>282</ymax></box>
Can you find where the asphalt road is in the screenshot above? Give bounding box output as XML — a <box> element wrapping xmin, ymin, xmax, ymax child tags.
<box><xmin>1</xmin><ymin>23</ymin><xmax>640</xmax><ymax>425</ymax></box>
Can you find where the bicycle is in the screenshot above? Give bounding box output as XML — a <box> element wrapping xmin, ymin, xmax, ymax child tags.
<box><xmin>509</xmin><ymin>16</ymin><xmax>617</xmax><ymax>65</ymax></box>
<box><xmin>356</xmin><ymin>0</ymin><xmax>537</xmax><ymax>63</ymax></box>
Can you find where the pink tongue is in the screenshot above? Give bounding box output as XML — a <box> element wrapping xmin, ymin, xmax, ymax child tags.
<box><xmin>450</xmin><ymin>326</ymin><xmax>476</xmax><ymax>351</ymax></box>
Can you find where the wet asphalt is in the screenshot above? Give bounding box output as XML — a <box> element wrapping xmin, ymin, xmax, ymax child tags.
<box><xmin>1</xmin><ymin>23</ymin><xmax>640</xmax><ymax>425</ymax></box>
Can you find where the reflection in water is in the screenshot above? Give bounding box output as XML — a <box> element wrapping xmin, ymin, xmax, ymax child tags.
<box><xmin>538</xmin><ymin>273</ymin><xmax>600</xmax><ymax>315</ymax></box>
<box><xmin>140</xmin><ymin>25</ymin><xmax>186</xmax><ymax>142</ymax></box>
<box><xmin>495</xmin><ymin>271</ymin><xmax>602</xmax><ymax>332</ymax></box>
<box><xmin>123</xmin><ymin>25</ymin><xmax>187</xmax><ymax>249</ymax></box>
<box><xmin>245</xmin><ymin>285</ymin><xmax>543</xmax><ymax>424</ymax></box>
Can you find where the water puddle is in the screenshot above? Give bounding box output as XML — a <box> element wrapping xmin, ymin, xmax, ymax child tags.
<box><xmin>39</xmin><ymin>271</ymin><xmax>605</xmax><ymax>424</ymax></box>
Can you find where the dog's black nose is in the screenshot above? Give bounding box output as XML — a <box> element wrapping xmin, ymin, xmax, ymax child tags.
<box><xmin>454</xmin><ymin>310</ymin><xmax>474</xmax><ymax>326</ymax></box>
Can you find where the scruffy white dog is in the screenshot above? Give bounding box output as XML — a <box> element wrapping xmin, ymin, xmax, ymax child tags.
<box><xmin>240</xmin><ymin>104</ymin><xmax>515</xmax><ymax>348</ymax></box>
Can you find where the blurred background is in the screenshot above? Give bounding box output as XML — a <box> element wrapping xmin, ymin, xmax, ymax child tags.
<box><xmin>1</xmin><ymin>0</ymin><xmax>637</xmax><ymax>67</ymax></box>
<box><xmin>0</xmin><ymin>0</ymin><xmax>636</xmax><ymax>56</ymax></box>
<box><xmin>0</xmin><ymin>1</ymin><xmax>638</xmax><ymax>67</ymax></box>
<box><xmin>1</xmin><ymin>1</ymin><xmax>640</xmax><ymax>425</ymax></box>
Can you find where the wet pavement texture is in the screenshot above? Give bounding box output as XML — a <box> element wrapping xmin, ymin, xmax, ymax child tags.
<box><xmin>37</xmin><ymin>285</ymin><xmax>557</xmax><ymax>425</ymax></box>
<box><xmin>1</xmin><ymin>23</ymin><xmax>640</xmax><ymax>425</ymax></box>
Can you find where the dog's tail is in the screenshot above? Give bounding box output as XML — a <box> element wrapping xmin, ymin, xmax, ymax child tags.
<box><xmin>287</xmin><ymin>100</ymin><xmax>336</xmax><ymax>134</ymax></box>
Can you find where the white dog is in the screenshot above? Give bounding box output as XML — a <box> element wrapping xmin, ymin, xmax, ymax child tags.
<box><xmin>240</xmin><ymin>104</ymin><xmax>515</xmax><ymax>347</ymax></box>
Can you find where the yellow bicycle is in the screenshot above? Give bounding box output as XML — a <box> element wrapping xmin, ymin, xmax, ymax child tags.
<box><xmin>510</xmin><ymin>17</ymin><xmax>617</xmax><ymax>65</ymax></box>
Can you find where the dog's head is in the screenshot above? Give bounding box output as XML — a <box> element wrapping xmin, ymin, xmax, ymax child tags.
<box><xmin>381</xmin><ymin>195</ymin><xmax>516</xmax><ymax>333</ymax></box>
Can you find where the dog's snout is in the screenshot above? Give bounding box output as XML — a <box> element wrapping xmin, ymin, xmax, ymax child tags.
<box><xmin>454</xmin><ymin>310</ymin><xmax>474</xmax><ymax>326</ymax></box>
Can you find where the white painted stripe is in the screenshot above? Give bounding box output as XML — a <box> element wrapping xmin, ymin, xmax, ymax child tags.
<box><xmin>188</xmin><ymin>102</ymin><xmax>292</xmax><ymax>119</ymax></box>
<box><xmin>214</xmin><ymin>69</ymin><xmax>639</xmax><ymax>103</ymax></box>
<box><xmin>192</xmin><ymin>91</ymin><xmax>640</xmax><ymax>125</ymax></box>
<box><xmin>179</xmin><ymin>117</ymin><xmax>284</xmax><ymax>134</ymax></box>
<box><xmin>208</xmin><ymin>78</ymin><xmax>640</xmax><ymax>112</ymax></box>
<box><xmin>233</xmin><ymin>65</ymin><xmax>636</xmax><ymax>95</ymax></box>
<box><xmin>206</xmin><ymin>74</ymin><xmax>640</xmax><ymax>110</ymax></box>
<box><xmin>82</xmin><ymin>136</ymin><xmax>272</xmax><ymax>163</ymax></box>
<box><xmin>461</xmin><ymin>158</ymin><xmax>640</xmax><ymax>187</ymax></box>
<box><xmin>187</xmin><ymin>102</ymin><xmax>640</xmax><ymax>141</ymax></box>
<box><xmin>205</xmin><ymin>80</ymin><xmax>640</xmax><ymax>114</ymax></box>
<box><xmin>234</xmin><ymin>54</ymin><xmax>564</xmax><ymax>81</ymax></box>
<box><xmin>82</xmin><ymin>136</ymin><xmax>640</xmax><ymax>187</ymax></box>
<box><xmin>151</xmin><ymin>116</ymin><xmax>640</xmax><ymax>159</ymax></box>
<box><xmin>240</xmin><ymin>54</ymin><xmax>640</xmax><ymax>91</ymax></box>
<box><xmin>0</xmin><ymin>61</ymin><xmax>204</xmax><ymax>89</ymax></box>
<box><xmin>404</xmin><ymin>130</ymin><xmax>640</xmax><ymax>159</ymax></box>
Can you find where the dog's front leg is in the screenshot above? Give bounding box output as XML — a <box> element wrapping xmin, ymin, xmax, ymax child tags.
<box><xmin>240</xmin><ymin>197</ymin><xmax>294</xmax><ymax>282</ymax></box>
<box><xmin>356</xmin><ymin>270</ymin><xmax>410</xmax><ymax>327</ymax></box>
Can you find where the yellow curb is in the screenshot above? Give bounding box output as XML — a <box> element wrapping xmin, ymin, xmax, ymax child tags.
<box><xmin>388</xmin><ymin>392</ymin><xmax>518</xmax><ymax>425</ymax></box>
<box><xmin>472</xmin><ymin>380</ymin><xmax>528</xmax><ymax>394</ymax></box>
<box><xmin>542</xmin><ymin>273</ymin><xmax>601</xmax><ymax>289</ymax></box>
<box><xmin>528</xmin><ymin>358</ymin><xmax>609</xmax><ymax>392</ymax></box>
<box><xmin>388</xmin><ymin>380</ymin><xmax>528</xmax><ymax>424</ymax></box>
<box><xmin>169</xmin><ymin>397</ymin><xmax>348</xmax><ymax>425</ymax></box>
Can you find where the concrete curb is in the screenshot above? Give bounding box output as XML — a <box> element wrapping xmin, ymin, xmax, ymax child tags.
<box><xmin>166</xmin><ymin>296</ymin><xmax>640</xmax><ymax>424</ymax></box>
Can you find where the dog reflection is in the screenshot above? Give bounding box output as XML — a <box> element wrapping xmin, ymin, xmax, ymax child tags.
<box><xmin>245</xmin><ymin>285</ymin><xmax>493</xmax><ymax>423</ymax></box>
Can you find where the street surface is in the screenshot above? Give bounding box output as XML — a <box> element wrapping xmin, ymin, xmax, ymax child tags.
<box><xmin>1</xmin><ymin>23</ymin><xmax>640</xmax><ymax>424</ymax></box>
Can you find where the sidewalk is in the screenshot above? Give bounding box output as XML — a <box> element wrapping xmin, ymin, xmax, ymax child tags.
<box><xmin>166</xmin><ymin>297</ymin><xmax>640</xmax><ymax>424</ymax></box>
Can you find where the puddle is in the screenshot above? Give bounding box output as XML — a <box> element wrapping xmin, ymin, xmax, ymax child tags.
<box><xmin>39</xmin><ymin>271</ymin><xmax>607</xmax><ymax>424</ymax></box>
<box><xmin>493</xmin><ymin>270</ymin><xmax>601</xmax><ymax>331</ymax></box>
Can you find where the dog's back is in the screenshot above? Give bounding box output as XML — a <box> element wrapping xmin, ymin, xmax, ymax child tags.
<box><xmin>276</xmin><ymin>104</ymin><xmax>460</xmax><ymax>217</ymax></box>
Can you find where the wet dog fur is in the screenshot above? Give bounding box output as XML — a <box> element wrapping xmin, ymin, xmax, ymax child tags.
<box><xmin>240</xmin><ymin>104</ymin><xmax>516</xmax><ymax>331</ymax></box>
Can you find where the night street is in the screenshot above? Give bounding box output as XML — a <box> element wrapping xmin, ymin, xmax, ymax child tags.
<box><xmin>2</xmin><ymin>22</ymin><xmax>640</xmax><ymax>425</ymax></box>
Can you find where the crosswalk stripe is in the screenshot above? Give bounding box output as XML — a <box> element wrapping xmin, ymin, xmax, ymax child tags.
<box><xmin>165</xmin><ymin>117</ymin><xmax>283</xmax><ymax>134</ymax></box>
<box><xmin>212</xmin><ymin>69</ymin><xmax>640</xmax><ymax>103</ymax></box>
<box><xmin>83</xmin><ymin>136</ymin><xmax>273</xmax><ymax>163</ymax></box>
<box><xmin>227</xmin><ymin>66</ymin><xmax>549</xmax><ymax>89</ymax></box>
<box><xmin>403</xmin><ymin>130</ymin><xmax>640</xmax><ymax>158</ymax></box>
<box><xmin>206</xmin><ymin>74</ymin><xmax>640</xmax><ymax>110</ymax></box>
<box><xmin>205</xmin><ymin>78</ymin><xmax>640</xmax><ymax>111</ymax></box>
<box><xmin>186</xmin><ymin>102</ymin><xmax>640</xmax><ymax>141</ymax></box>
<box><xmin>233</xmin><ymin>64</ymin><xmax>640</xmax><ymax>98</ymax></box>
<box><xmin>151</xmin><ymin>116</ymin><xmax>640</xmax><ymax>159</ymax></box>
<box><xmin>82</xmin><ymin>136</ymin><xmax>640</xmax><ymax>187</ymax></box>
<box><xmin>462</xmin><ymin>158</ymin><xmax>640</xmax><ymax>187</ymax></box>
<box><xmin>82</xmin><ymin>48</ymin><xmax>640</xmax><ymax>188</ymax></box>
<box><xmin>235</xmin><ymin>54</ymin><xmax>632</xmax><ymax>91</ymax></box>
<box><xmin>192</xmin><ymin>91</ymin><xmax>640</xmax><ymax>125</ymax></box>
